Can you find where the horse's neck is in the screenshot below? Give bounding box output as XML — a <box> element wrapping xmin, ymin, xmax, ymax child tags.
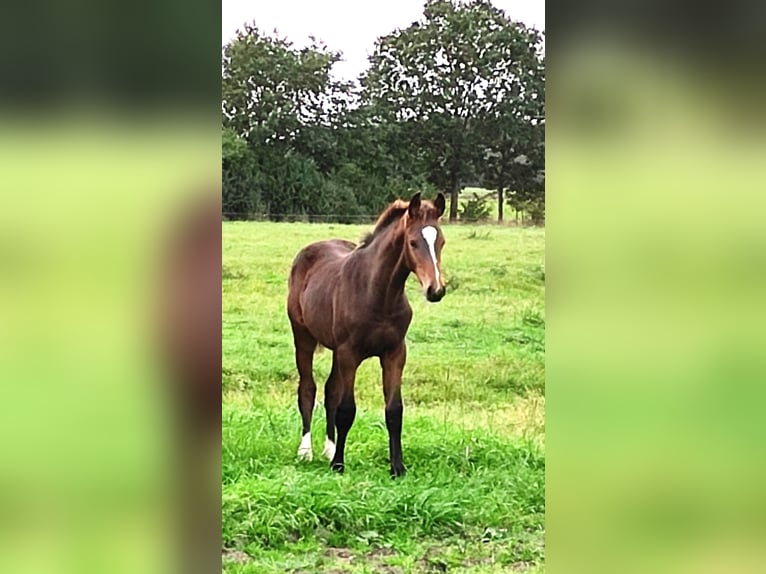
<box><xmin>354</xmin><ymin>225</ymin><xmax>409</xmax><ymax>307</ymax></box>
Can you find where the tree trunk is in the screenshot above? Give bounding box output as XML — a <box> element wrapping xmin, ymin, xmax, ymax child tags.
<box><xmin>448</xmin><ymin>176</ymin><xmax>460</xmax><ymax>222</ymax></box>
<box><xmin>497</xmin><ymin>186</ymin><xmax>504</xmax><ymax>223</ymax></box>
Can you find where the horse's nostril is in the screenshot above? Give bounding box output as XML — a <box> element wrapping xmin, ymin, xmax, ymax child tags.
<box><xmin>425</xmin><ymin>285</ymin><xmax>445</xmax><ymax>302</ymax></box>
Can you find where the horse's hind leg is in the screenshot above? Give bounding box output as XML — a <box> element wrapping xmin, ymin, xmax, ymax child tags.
<box><xmin>293</xmin><ymin>327</ymin><xmax>317</xmax><ymax>461</ymax></box>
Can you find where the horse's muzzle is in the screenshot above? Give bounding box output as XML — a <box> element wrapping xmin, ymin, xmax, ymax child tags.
<box><xmin>426</xmin><ymin>284</ymin><xmax>446</xmax><ymax>302</ymax></box>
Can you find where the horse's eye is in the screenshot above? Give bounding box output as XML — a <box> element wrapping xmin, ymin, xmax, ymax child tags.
<box><xmin>409</xmin><ymin>240</ymin><xmax>418</xmax><ymax>248</ymax></box>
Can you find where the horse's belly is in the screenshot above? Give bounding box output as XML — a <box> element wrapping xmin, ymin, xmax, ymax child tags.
<box><xmin>299</xmin><ymin>285</ymin><xmax>337</xmax><ymax>347</ymax></box>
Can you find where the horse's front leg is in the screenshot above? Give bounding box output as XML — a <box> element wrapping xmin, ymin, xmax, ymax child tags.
<box><xmin>325</xmin><ymin>346</ymin><xmax>359</xmax><ymax>473</ymax></box>
<box><xmin>380</xmin><ymin>343</ymin><xmax>406</xmax><ymax>477</ymax></box>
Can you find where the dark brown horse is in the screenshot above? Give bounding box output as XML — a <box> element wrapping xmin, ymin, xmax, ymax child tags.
<box><xmin>286</xmin><ymin>192</ymin><xmax>447</xmax><ymax>477</ymax></box>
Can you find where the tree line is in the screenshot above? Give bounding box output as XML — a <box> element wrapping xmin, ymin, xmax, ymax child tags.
<box><xmin>222</xmin><ymin>0</ymin><xmax>545</xmax><ymax>224</ymax></box>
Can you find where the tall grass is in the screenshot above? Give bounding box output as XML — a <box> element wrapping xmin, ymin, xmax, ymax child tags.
<box><xmin>223</xmin><ymin>222</ymin><xmax>545</xmax><ymax>573</ymax></box>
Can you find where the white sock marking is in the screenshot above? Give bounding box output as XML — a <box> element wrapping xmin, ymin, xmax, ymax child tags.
<box><xmin>297</xmin><ymin>432</ymin><xmax>313</xmax><ymax>461</ymax></box>
<box><xmin>421</xmin><ymin>226</ymin><xmax>440</xmax><ymax>284</ymax></box>
<box><xmin>322</xmin><ymin>437</ymin><xmax>336</xmax><ymax>461</ymax></box>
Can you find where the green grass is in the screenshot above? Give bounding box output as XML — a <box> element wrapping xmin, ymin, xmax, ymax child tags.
<box><xmin>223</xmin><ymin>221</ymin><xmax>545</xmax><ymax>573</ymax></box>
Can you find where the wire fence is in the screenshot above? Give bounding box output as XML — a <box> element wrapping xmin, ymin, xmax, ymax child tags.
<box><xmin>221</xmin><ymin>212</ymin><xmax>544</xmax><ymax>226</ymax></box>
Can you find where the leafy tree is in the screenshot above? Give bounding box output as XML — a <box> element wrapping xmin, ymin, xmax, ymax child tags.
<box><xmin>222</xmin><ymin>23</ymin><xmax>350</xmax><ymax>146</ymax></box>
<box><xmin>459</xmin><ymin>191</ymin><xmax>492</xmax><ymax>222</ymax></box>
<box><xmin>222</xmin><ymin>23</ymin><xmax>356</xmax><ymax>220</ymax></box>
<box><xmin>480</xmin><ymin>46</ymin><xmax>544</xmax><ymax>222</ymax></box>
<box><xmin>220</xmin><ymin>6</ymin><xmax>545</xmax><ymax>224</ymax></box>
<box><xmin>363</xmin><ymin>0</ymin><xmax>544</xmax><ymax>222</ymax></box>
<box><xmin>330</xmin><ymin>104</ymin><xmax>431</xmax><ymax>213</ymax></box>
<box><xmin>222</xmin><ymin>127</ymin><xmax>260</xmax><ymax>219</ymax></box>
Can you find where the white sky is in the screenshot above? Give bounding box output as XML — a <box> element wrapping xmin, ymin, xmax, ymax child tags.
<box><xmin>222</xmin><ymin>0</ymin><xmax>545</xmax><ymax>81</ymax></box>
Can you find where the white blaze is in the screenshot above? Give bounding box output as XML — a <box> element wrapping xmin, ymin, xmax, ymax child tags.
<box><xmin>421</xmin><ymin>226</ymin><xmax>440</xmax><ymax>284</ymax></box>
<box><xmin>297</xmin><ymin>432</ymin><xmax>313</xmax><ymax>461</ymax></box>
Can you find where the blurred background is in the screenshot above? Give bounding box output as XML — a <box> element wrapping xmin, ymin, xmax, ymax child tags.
<box><xmin>0</xmin><ymin>1</ymin><xmax>220</xmax><ymax>573</ymax></box>
<box><xmin>547</xmin><ymin>1</ymin><xmax>766</xmax><ymax>573</ymax></box>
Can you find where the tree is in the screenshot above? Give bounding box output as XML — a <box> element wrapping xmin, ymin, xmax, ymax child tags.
<box><xmin>480</xmin><ymin>50</ymin><xmax>544</xmax><ymax>222</ymax></box>
<box><xmin>330</xmin><ymin>103</ymin><xmax>432</xmax><ymax>213</ymax></box>
<box><xmin>221</xmin><ymin>23</ymin><xmax>354</xmax><ymax>220</ymax></box>
<box><xmin>363</xmin><ymin>0</ymin><xmax>544</xmax><ymax>222</ymax></box>
<box><xmin>222</xmin><ymin>23</ymin><xmax>351</xmax><ymax>146</ymax></box>
<box><xmin>222</xmin><ymin>127</ymin><xmax>260</xmax><ymax>219</ymax></box>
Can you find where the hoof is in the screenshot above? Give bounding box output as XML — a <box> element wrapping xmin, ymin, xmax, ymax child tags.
<box><xmin>390</xmin><ymin>462</ymin><xmax>406</xmax><ymax>478</ymax></box>
<box><xmin>297</xmin><ymin>446</ymin><xmax>313</xmax><ymax>461</ymax></box>
<box><xmin>297</xmin><ymin>433</ymin><xmax>313</xmax><ymax>461</ymax></box>
<box><xmin>330</xmin><ymin>461</ymin><xmax>345</xmax><ymax>474</ymax></box>
<box><xmin>322</xmin><ymin>438</ymin><xmax>336</xmax><ymax>461</ymax></box>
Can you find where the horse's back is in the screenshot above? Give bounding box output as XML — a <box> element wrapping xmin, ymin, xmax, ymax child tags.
<box><xmin>289</xmin><ymin>239</ymin><xmax>355</xmax><ymax>282</ymax></box>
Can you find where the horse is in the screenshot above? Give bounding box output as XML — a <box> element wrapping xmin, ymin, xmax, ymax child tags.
<box><xmin>286</xmin><ymin>192</ymin><xmax>447</xmax><ymax>477</ymax></box>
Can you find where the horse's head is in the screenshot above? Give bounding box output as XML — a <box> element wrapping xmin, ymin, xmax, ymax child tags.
<box><xmin>403</xmin><ymin>192</ymin><xmax>447</xmax><ymax>302</ymax></box>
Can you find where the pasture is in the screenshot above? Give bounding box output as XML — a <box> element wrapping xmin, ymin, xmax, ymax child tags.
<box><xmin>222</xmin><ymin>221</ymin><xmax>545</xmax><ymax>573</ymax></box>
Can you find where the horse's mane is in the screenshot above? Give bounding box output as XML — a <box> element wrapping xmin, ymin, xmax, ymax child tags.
<box><xmin>358</xmin><ymin>197</ymin><xmax>442</xmax><ymax>249</ymax></box>
<box><xmin>357</xmin><ymin>200</ymin><xmax>409</xmax><ymax>248</ymax></box>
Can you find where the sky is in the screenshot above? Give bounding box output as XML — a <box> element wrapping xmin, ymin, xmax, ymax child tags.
<box><xmin>221</xmin><ymin>0</ymin><xmax>545</xmax><ymax>82</ymax></box>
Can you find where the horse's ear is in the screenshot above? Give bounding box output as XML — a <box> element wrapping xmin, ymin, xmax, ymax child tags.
<box><xmin>434</xmin><ymin>193</ymin><xmax>446</xmax><ymax>217</ymax></box>
<box><xmin>408</xmin><ymin>192</ymin><xmax>422</xmax><ymax>217</ymax></box>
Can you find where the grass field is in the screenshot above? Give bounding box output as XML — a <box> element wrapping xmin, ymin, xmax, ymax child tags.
<box><xmin>223</xmin><ymin>220</ymin><xmax>545</xmax><ymax>573</ymax></box>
